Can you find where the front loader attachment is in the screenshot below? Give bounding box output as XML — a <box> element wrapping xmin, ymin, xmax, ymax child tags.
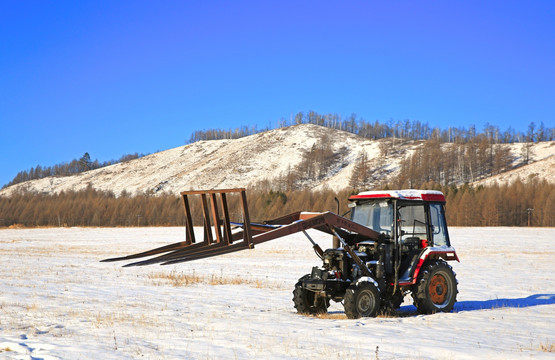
<box><xmin>101</xmin><ymin>188</ymin><xmax>380</xmax><ymax>266</ymax></box>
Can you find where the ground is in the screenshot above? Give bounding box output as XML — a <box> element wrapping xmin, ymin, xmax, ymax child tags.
<box><xmin>0</xmin><ymin>227</ymin><xmax>553</xmax><ymax>359</ymax></box>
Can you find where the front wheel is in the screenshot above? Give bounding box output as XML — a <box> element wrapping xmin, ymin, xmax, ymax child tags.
<box><xmin>292</xmin><ymin>275</ymin><xmax>329</xmax><ymax>315</ymax></box>
<box><xmin>343</xmin><ymin>281</ymin><xmax>381</xmax><ymax>319</ymax></box>
<box><xmin>412</xmin><ymin>260</ymin><xmax>458</xmax><ymax>314</ymax></box>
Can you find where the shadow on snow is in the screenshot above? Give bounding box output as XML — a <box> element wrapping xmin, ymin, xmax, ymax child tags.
<box><xmin>394</xmin><ymin>294</ymin><xmax>555</xmax><ymax>315</ymax></box>
<box><xmin>453</xmin><ymin>293</ymin><xmax>555</xmax><ymax>312</ymax></box>
<box><xmin>307</xmin><ymin>294</ymin><xmax>555</xmax><ymax>319</ymax></box>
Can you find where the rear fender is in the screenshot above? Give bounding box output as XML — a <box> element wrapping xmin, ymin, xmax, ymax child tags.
<box><xmin>398</xmin><ymin>247</ymin><xmax>459</xmax><ymax>286</ymax></box>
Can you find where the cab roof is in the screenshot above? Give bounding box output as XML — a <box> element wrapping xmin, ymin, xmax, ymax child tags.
<box><xmin>349</xmin><ymin>189</ymin><xmax>446</xmax><ymax>203</ymax></box>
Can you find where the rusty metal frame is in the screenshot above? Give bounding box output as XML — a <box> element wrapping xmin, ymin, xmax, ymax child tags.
<box><xmin>102</xmin><ymin>188</ymin><xmax>379</xmax><ymax>267</ymax></box>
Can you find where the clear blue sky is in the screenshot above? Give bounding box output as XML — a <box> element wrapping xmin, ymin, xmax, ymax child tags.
<box><xmin>1</xmin><ymin>1</ymin><xmax>554</xmax><ymax>187</ymax></box>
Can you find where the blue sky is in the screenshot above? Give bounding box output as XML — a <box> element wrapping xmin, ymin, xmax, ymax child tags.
<box><xmin>1</xmin><ymin>1</ymin><xmax>554</xmax><ymax>187</ymax></box>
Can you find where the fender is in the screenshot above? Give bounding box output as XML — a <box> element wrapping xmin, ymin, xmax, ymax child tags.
<box><xmin>397</xmin><ymin>247</ymin><xmax>459</xmax><ymax>287</ymax></box>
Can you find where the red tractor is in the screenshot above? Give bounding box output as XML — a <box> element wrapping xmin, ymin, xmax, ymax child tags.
<box><xmin>104</xmin><ymin>189</ymin><xmax>459</xmax><ymax>319</ymax></box>
<box><xmin>293</xmin><ymin>189</ymin><xmax>459</xmax><ymax>318</ymax></box>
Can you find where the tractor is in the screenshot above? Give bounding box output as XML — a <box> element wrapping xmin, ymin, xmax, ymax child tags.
<box><xmin>293</xmin><ymin>189</ymin><xmax>458</xmax><ymax>318</ymax></box>
<box><xmin>103</xmin><ymin>188</ymin><xmax>459</xmax><ymax>319</ymax></box>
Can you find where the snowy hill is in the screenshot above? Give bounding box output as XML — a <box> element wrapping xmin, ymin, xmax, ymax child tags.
<box><xmin>1</xmin><ymin>124</ymin><xmax>554</xmax><ymax>197</ymax></box>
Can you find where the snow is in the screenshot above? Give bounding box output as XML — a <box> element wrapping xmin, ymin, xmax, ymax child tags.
<box><xmin>353</xmin><ymin>189</ymin><xmax>445</xmax><ymax>201</ymax></box>
<box><xmin>355</xmin><ymin>276</ymin><xmax>379</xmax><ymax>289</ymax></box>
<box><xmin>1</xmin><ymin>226</ymin><xmax>553</xmax><ymax>359</ymax></box>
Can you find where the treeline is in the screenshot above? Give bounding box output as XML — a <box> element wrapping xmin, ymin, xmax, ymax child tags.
<box><xmin>0</xmin><ymin>186</ymin><xmax>350</xmax><ymax>228</ymax></box>
<box><xmin>188</xmin><ymin>110</ymin><xmax>554</xmax><ymax>144</ymax></box>
<box><xmin>443</xmin><ymin>179</ymin><xmax>554</xmax><ymax>227</ymax></box>
<box><xmin>3</xmin><ymin>152</ymin><xmax>145</xmax><ymax>189</ymax></box>
<box><xmin>188</xmin><ymin>125</ymin><xmax>262</xmax><ymax>142</ymax></box>
<box><xmin>0</xmin><ymin>187</ymin><xmax>184</xmax><ymax>227</ymax></box>
<box><xmin>1</xmin><ymin>180</ymin><xmax>553</xmax><ymax>227</ymax></box>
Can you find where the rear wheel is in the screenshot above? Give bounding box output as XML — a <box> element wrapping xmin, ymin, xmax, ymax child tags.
<box><xmin>344</xmin><ymin>281</ymin><xmax>381</xmax><ymax>319</ymax></box>
<box><xmin>413</xmin><ymin>260</ymin><xmax>457</xmax><ymax>314</ymax></box>
<box><xmin>292</xmin><ymin>275</ymin><xmax>329</xmax><ymax>314</ymax></box>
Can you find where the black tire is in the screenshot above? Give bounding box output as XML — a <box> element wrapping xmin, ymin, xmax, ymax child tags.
<box><xmin>292</xmin><ymin>275</ymin><xmax>329</xmax><ymax>315</ymax></box>
<box><xmin>344</xmin><ymin>281</ymin><xmax>381</xmax><ymax>319</ymax></box>
<box><xmin>412</xmin><ymin>260</ymin><xmax>458</xmax><ymax>314</ymax></box>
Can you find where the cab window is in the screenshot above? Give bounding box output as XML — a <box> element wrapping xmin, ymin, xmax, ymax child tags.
<box><xmin>430</xmin><ymin>203</ymin><xmax>449</xmax><ymax>247</ymax></box>
<box><xmin>398</xmin><ymin>205</ymin><xmax>427</xmax><ymax>239</ymax></box>
<box><xmin>351</xmin><ymin>201</ymin><xmax>393</xmax><ymax>236</ymax></box>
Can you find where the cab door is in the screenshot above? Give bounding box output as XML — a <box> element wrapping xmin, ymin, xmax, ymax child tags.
<box><xmin>428</xmin><ymin>203</ymin><xmax>450</xmax><ymax>247</ymax></box>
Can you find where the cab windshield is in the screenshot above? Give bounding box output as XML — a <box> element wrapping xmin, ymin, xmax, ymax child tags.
<box><xmin>351</xmin><ymin>200</ymin><xmax>393</xmax><ymax>236</ymax></box>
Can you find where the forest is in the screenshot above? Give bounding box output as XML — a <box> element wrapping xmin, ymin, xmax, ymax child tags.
<box><xmin>0</xmin><ymin>178</ymin><xmax>553</xmax><ymax>228</ymax></box>
<box><xmin>362</xmin><ymin>138</ymin><xmax>518</xmax><ymax>188</ymax></box>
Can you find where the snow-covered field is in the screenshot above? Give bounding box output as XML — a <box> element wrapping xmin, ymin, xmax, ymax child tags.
<box><xmin>0</xmin><ymin>227</ymin><xmax>553</xmax><ymax>359</ymax></box>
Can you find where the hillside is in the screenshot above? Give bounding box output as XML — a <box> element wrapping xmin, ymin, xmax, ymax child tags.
<box><xmin>1</xmin><ymin>124</ymin><xmax>554</xmax><ymax>197</ymax></box>
<box><xmin>472</xmin><ymin>141</ymin><xmax>555</xmax><ymax>187</ymax></box>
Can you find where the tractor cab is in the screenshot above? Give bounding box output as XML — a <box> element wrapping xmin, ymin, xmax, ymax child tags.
<box><xmin>347</xmin><ymin>190</ymin><xmax>458</xmax><ymax>289</ymax></box>
<box><xmin>348</xmin><ymin>189</ymin><xmax>451</xmax><ymax>248</ymax></box>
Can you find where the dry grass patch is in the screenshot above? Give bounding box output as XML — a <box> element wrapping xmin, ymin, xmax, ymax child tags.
<box><xmin>521</xmin><ymin>250</ymin><xmax>554</xmax><ymax>256</ymax></box>
<box><xmin>147</xmin><ymin>270</ymin><xmax>285</xmax><ymax>289</ymax></box>
<box><xmin>302</xmin><ymin>308</ymin><xmax>414</xmax><ymax>320</ymax></box>
<box><xmin>148</xmin><ymin>270</ymin><xmax>203</xmax><ymax>286</ymax></box>
<box><xmin>313</xmin><ymin>312</ymin><xmax>347</xmax><ymax>320</ymax></box>
<box><xmin>539</xmin><ymin>342</ymin><xmax>554</xmax><ymax>352</ymax></box>
<box><xmin>0</xmin><ymin>301</ymin><xmax>40</xmax><ymax>312</ymax></box>
<box><xmin>91</xmin><ymin>311</ymin><xmax>151</xmax><ymax>328</ymax></box>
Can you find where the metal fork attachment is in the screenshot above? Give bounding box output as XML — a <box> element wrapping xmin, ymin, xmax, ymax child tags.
<box><xmin>101</xmin><ymin>188</ymin><xmax>380</xmax><ymax>266</ymax></box>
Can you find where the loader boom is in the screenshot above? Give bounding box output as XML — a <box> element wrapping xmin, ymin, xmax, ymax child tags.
<box><xmin>102</xmin><ymin>188</ymin><xmax>380</xmax><ymax>267</ymax></box>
